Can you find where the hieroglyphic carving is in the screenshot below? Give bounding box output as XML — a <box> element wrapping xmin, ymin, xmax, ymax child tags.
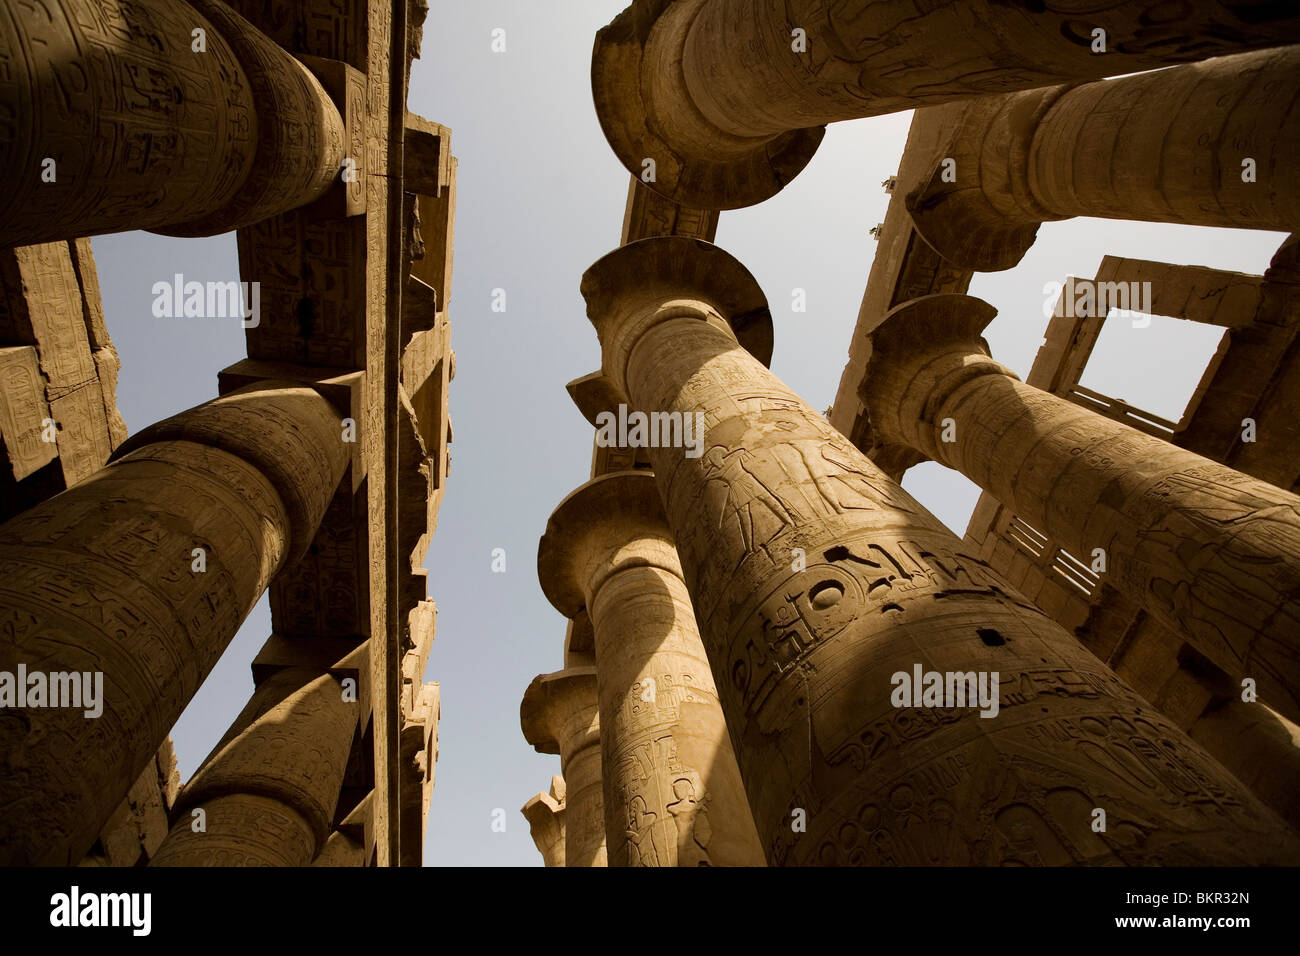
<box><xmin>593</xmin><ymin>0</ymin><xmax>1300</xmax><ymax>208</ymax></box>
<box><xmin>905</xmin><ymin>47</ymin><xmax>1300</xmax><ymax>271</ymax></box>
<box><xmin>861</xmin><ymin>293</ymin><xmax>1300</xmax><ymax>723</ymax></box>
<box><xmin>153</xmin><ymin>668</ymin><xmax>358</xmax><ymax>865</ymax></box>
<box><xmin>538</xmin><ymin>472</ymin><xmax>766</xmax><ymax>865</ymax></box>
<box><xmin>0</xmin><ymin>348</ymin><xmax>56</xmax><ymax>482</ymax></box>
<box><xmin>581</xmin><ymin>236</ymin><xmax>1300</xmax><ymax>865</ymax></box>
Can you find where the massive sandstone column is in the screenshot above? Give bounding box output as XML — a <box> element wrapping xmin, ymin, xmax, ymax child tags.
<box><xmin>858</xmin><ymin>293</ymin><xmax>1300</xmax><ymax>725</ymax></box>
<box><xmin>578</xmin><ymin>235</ymin><xmax>1300</xmax><ymax>865</ymax></box>
<box><xmin>906</xmin><ymin>46</ymin><xmax>1300</xmax><ymax>271</ymax></box>
<box><xmin>1189</xmin><ymin>701</ymin><xmax>1300</xmax><ymax>832</ymax></box>
<box><xmin>521</xmin><ymin>667</ymin><xmax>607</xmax><ymax>866</ymax></box>
<box><xmin>591</xmin><ymin>0</ymin><xmax>1300</xmax><ymax>209</ymax></box>
<box><xmin>0</xmin><ymin>0</ymin><xmax>346</xmax><ymax>247</ymax></box>
<box><xmin>152</xmin><ymin>665</ymin><xmax>358</xmax><ymax>866</ymax></box>
<box><xmin>0</xmin><ymin>381</ymin><xmax>347</xmax><ymax>865</ymax></box>
<box><xmin>538</xmin><ymin>471</ymin><xmax>765</xmax><ymax>866</ymax></box>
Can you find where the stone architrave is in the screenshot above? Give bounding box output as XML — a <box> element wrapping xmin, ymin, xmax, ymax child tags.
<box><xmin>591</xmin><ymin>0</ymin><xmax>1300</xmax><ymax>209</ymax></box>
<box><xmin>520</xmin><ymin>667</ymin><xmax>607</xmax><ymax>867</ymax></box>
<box><xmin>577</xmin><ymin>235</ymin><xmax>1300</xmax><ymax>866</ymax></box>
<box><xmin>906</xmin><ymin>47</ymin><xmax>1300</xmax><ymax>271</ymax></box>
<box><xmin>539</xmin><ymin>471</ymin><xmax>766</xmax><ymax>867</ymax></box>
<box><xmin>0</xmin><ymin>0</ymin><xmax>346</xmax><ymax>247</ymax></box>
<box><xmin>152</xmin><ymin>666</ymin><xmax>359</xmax><ymax>866</ymax></box>
<box><xmin>858</xmin><ymin>294</ymin><xmax>1300</xmax><ymax>724</ymax></box>
<box><xmin>0</xmin><ymin>382</ymin><xmax>347</xmax><ymax>865</ymax></box>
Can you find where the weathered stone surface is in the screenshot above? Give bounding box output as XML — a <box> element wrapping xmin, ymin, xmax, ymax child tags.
<box><xmin>152</xmin><ymin>666</ymin><xmax>358</xmax><ymax>866</ymax></box>
<box><xmin>859</xmin><ymin>294</ymin><xmax>1300</xmax><ymax>725</ymax></box>
<box><xmin>521</xmin><ymin>776</ymin><xmax>566</xmax><ymax>867</ymax></box>
<box><xmin>906</xmin><ymin>47</ymin><xmax>1300</xmax><ymax>270</ymax></box>
<box><xmin>521</xmin><ymin>667</ymin><xmax>607</xmax><ymax>867</ymax></box>
<box><xmin>539</xmin><ymin>471</ymin><xmax>765</xmax><ymax>866</ymax></box>
<box><xmin>579</xmin><ymin>236</ymin><xmax>1300</xmax><ymax>865</ymax></box>
<box><xmin>0</xmin><ymin>383</ymin><xmax>346</xmax><ymax>865</ymax></box>
<box><xmin>593</xmin><ymin>0</ymin><xmax>1300</xmax><ymax>208</ymax></box>
<box><xmin>0</xmin><ymin>0</ymin><xmax>345</xmax><ymax>247</ymax></box>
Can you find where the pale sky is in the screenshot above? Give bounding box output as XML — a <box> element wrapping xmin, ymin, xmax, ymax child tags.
<box><xmin>90</xmin><ymin>1</ymin><xmax>1288</xmax><ymax>866</ymax></box>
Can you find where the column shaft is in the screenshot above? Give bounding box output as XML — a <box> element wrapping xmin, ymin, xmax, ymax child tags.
<box><xmin>1189</xmin><ymin>701</ymin><xmax>1300</xmax><ymax>832</ymax></box>
<box><xmin>591</xmin><ymin>561</ymin><xmax>765</xmax><ymax>866</ymax></box>
<box><xmin>0</xmin><ymin>383</ymin><xmax>346</xmax><ymax>864</ymax></box>
<box><xmin>592</xmin><ymin>0</ymin><xmax>1300</xmax><ymax>207</ymax></box>
<box><xmin>584</xmin><ymin>237</ymin><xmax>1300</xmax><ymax>865</ymax></box>
<box><xmin>538</xmin><ymin>471</ymin><xmax>765</xmax><ymax>866</ymax></box>
<box><xmin>863</xmin><ymin>295</ymin><xmax>1300</xmax><ymax>722</ymax></box>
<box><xmin>907</xmin><ymin>47</ymin><xmax>1300</xmax><ymax>270</ymax></box>
<box><xmin>520</xmin><ymin>667</ymin><xmax>607</xmax><ymax>866</ymax></box>
<box><xmin>563</xmin><ymin>740</ymin><xmax>606</xmax><ymax>867</ymax></box>
<box><xmin>0</xmin><ymin>0</ymin><xmax>345</xmax><ymax>247</ymax></box>
<box><xmin>151</xmin><ymin>667</ymin><xmax>358</xmax><ymax>866</ymax></box>
<box><xmin>940</xmin><ymin>361</ymin><xmax>1299</xmax><ymax>721</ymax></box>
<box><xmin>680</xmin><ymin>1</ymin><xmax>1300</xmax><ymax>138</ymax></box>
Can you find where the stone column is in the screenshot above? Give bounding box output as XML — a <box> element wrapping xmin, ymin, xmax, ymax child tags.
<box><xmin>521</xmin><ymin>667</ymin><xmax>607</xmax><ymax>866</ymax></box>
<box><xmin>592</xmin><ymin>0</ymin><xmax>1300</xmax><ymax>209</ymax></box>
<box><xmin>1189</xmin><ymin>701</ymin><xmax>1300</xmax><ymax>832</ymax></box>
<box><xmin>906</xmin><ymin>46</ymin><xmax>1300</xmax><ymax>271</ymax></box>
<box><xmin>539</xmin><ymin>471</ymin><xmax>766</xmax><ymax>867</ymax></box>
<box><xmin>521</xmin><ymin>776</ymin><xmax>566</xmax><ymax>867</ymax></box>
<box><xmin>578</xmin><ymin>235</ymin><xmax>1300</xmax><ymax>865</ymax></box>
<box><xmin>859</xmin><ymin>293</ymin><xmax>1300</xmax><ymax>725</ymax></box>
<box><xmin>0</xmin><ymin>381</ymin><xmax>346</xmax><ymax>865</ymax></box>
<box><xmin>151</xmin><ymin>665</ymin><xmax>358</xmax><ymax>866</ymax></box>
<box><xmin>0</xmin><ymin>0</ymin><xmax>346</xmax><ymax>247</ymax></box>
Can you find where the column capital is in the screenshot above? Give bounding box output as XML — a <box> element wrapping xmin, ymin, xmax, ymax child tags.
<box><xmin>521</xmin><ymin>778</ymin><xmax>566</xmax><ymax>867</ymax></box>
<box><xmin>858</xmin><ymin>293</ymin><xmax>1008</xmax><ymax>459</ymax></box>
<box><xmin>905</xmin><ymin>87</ymin><xmax>1063</xmax><ymax>271</ymax></box>
<box><xmin>520</xmin><ymin>667</ymin><xmax>600</xmax><ymax>757</ymax></box>
<box><xmin>581</xmin><ymin>237</ymin><xmax>771</xmax><ymax>402</ymax></box>
<box><xmin>537</xmin><ymin>471</ymin><xmax>678</xmax><ymax>619</ymax></box>
<box><xmin>591</xmin><ymin>0</ymin><xmax>824</xmax><ymax>209</ymax></box>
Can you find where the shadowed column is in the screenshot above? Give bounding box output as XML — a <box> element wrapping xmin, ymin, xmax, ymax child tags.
<box><xmin>578</xmin><ymin>235</ymin><xmax>1300</xmax><ymax>865</ymax></box>
<box><xmin>539</xmin><ymin>471</ymin><xmax>765</xmax><ymax>866</ymax></box>
<box><xmin>521</xmin><ymin>667</ymin><xmax>607</xmax><ymax>866</ymax></box>
<box><xmin>906</xmin><ymin>46</ymin><xmax>1300</xmax><ymax>271</ymax></box>
<box><xmin>0</xmin><ymin>381</ymin><xmax>346</xmax><ymax>865</ymax></box>
<box><xmin>151</xmin><ymin>665</ymin><xmax>358</xmax><ymax>866</ymax></box>
<box><xmin>859</xmin><ymin>293</ymin><xmax>1300</xmax><ymax>724</ymax></box>
<box><xmin>1189</xmin><ymin>701</ymin><xmax>1300</xmax><ymax>831</ymax></box>
<box><xmin>591</xmin><ymin>0</ymin><xmax>1300</xmax><ymax>209</ymax></box>
<box><xmin>0</xmin><ymin>0</ymin><xmax>345</xmax><ymax>247</ymax></box>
